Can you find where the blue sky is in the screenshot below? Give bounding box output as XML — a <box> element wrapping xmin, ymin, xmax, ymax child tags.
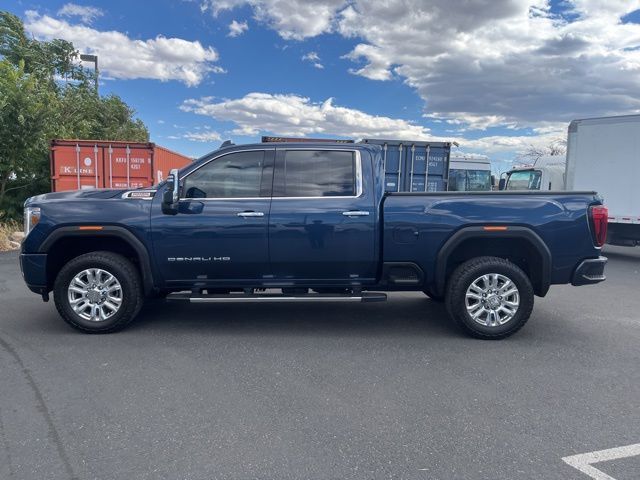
<box><xmin>4</xmin><ymin>1</ymin><xmax>640</xmax><ymax>172</ymax></box>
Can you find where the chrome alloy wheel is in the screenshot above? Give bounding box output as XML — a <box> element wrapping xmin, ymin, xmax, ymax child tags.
<box><xmin>67</xmin><ymin>268</ymin><xmax>123</xmax><ymax>322</ymax></box>
<box><xmin>465</xmin><ymin>273</ymin><xmax>520</xmax><ymax>327</ymax></box>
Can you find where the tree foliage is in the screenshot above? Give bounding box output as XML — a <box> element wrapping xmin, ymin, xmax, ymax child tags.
<box><xmin>0</xmin><ymin>11</ymin><xmax>149</xmax><ymax>220</ymax></box>
<box><xmin>0</xmin><ymin>59</ymin><xmax>56</xmax><ymax>218</ymax></box>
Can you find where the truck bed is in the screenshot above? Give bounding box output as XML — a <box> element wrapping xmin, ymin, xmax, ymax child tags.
<box><xmin>382</xmin><ymin>190</ymin><xmax>602</xmax><ymax>292</ymax></box>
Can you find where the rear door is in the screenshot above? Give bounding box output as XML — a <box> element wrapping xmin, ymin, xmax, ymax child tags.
<box><xmin>268</xmin><ymin>148</ymin><xmax>377</xmax><ymax>284</ymax></box>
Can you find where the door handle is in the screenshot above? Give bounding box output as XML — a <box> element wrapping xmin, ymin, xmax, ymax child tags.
<box><xmin>342</xmin><ymin>210</ymin><xmax>370</xmax><ymax>217</ymax></box>
<box><xmin>237</xmin><ymin>211</ymin><xmax>265</xmax><ymax>217</ymax></box>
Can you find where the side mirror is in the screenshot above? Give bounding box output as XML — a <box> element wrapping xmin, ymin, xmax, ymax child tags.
<box><xmin>161</xmin><ymin>168</ymin><xmax>180</xmax><ymax>215</ymax></box>
<box><xmin>498</xmin><ymin>178</ymin><xmax>506</xmax><ymax>191</ymax></box>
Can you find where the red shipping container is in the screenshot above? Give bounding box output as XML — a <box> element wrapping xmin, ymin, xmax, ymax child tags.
<box><xmin>50</xmin><ymin>139</ymin><xmax>192</xmax><ymax>192</ymax></box>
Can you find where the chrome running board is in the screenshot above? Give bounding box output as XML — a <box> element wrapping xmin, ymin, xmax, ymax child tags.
<box><xmin>167</xmin><ymin>292</ymin><xmax>387</xmax><ymax>303</ymax></box>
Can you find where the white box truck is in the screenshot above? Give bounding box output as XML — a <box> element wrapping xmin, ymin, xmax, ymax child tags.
<box><xmin>566</xmin><ymin>114</ymin><xmax>640</xmax><ymax>246</ymax></box>
<box><xmin>448</xmin><ymin>156</ymin><xmax>493</xmax><ymax>191</ymax></box>
<box><xmin>500</xmin><ymin>155</ymin><xmax>566</xmax><ymax>191</ymax></box>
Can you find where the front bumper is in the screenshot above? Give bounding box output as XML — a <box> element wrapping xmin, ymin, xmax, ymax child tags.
<box><xmin>19</xmin><ymin>253</ymin><xmax>49</xmax><ymax>295</ymax></box>
<box><xmin>571</xmin><ymin>256</ymin><xmax>607</xmax><ymax>286</ymax></box>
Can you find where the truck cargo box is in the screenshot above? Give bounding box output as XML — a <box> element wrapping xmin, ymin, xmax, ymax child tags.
<box><xmin>565</xmin><ymin>114</ymin><xmax>640</xmax><ymax>245</ymax></box>
<box><xmin>50</xmin><ymin>139</ymin><xmax>192</xmax><ymax>192</ymax></box>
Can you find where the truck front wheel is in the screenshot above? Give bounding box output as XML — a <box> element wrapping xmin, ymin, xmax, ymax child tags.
<box><xmin>53</xmin><ymin>251</ymin><xmax>144</xmax><ymax>333</ymax></box>
<box><xmin>445</xmin><ymin>256</ymin><xmax>534</xmax><ymax>339</ymax></box>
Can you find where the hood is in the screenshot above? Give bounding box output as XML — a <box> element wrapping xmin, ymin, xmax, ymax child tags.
<box><xmin>26</xmin><ymin>188</ymin><xmax>131</xmax><ymax>204</ymax></box>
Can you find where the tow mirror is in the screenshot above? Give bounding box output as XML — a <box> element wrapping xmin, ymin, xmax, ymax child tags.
<box><xmin>498</xmin><ymin>178</ymin><xmax>506</xmax><ymax>191</ymax></box>
<box><xmin>162</xmin><ymin>168</ymin><xmax>180</xmax><ymax>215</ymax></box>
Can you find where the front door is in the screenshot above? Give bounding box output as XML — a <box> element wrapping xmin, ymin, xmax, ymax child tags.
<box><xmin>268</xmin><ymin>148</ymin><xmax>377</xmax><ymax>284</ymax></box>
<box><xmin>150</xmin><ymin>148</ymin><xmax>274</xmax><ymax>286</ymax></box>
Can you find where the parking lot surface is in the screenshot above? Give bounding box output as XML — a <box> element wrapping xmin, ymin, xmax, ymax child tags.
<box><xmin>1</xmin><ymin>246</ymin><xmax>639</xmax><ymax>480</ymax></box>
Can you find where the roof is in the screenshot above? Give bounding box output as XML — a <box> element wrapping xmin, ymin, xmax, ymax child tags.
<box><xmin>361</xmin><ymin>138</ymin><xmax>452</xmax><ymax>147</ymax></box>
<box><xmin>569</xmin><ymin>114</ymin><xmax>640</xmax><ymax>132</ymax></box>
<box><xmin>195</xmin><ymin>141</ymin><xmax>382</xmax><ymax>162</ymax></box>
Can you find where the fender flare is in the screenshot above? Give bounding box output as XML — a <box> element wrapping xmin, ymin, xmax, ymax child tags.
<box><xmin>434</xmin><ymin>226</ymin><xmax>552</xmax><ymax>296</ymax></box>
<box><xmin>38</xmin><ymin>226</ymin><xmax>155</xmax><ymax>294</ymax></box>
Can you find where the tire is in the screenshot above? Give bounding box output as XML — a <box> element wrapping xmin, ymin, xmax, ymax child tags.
<box><xmin>53</xmin><ymin>251</ymin><xmax>144</xmax><ymax>333</ymax></box>
<box><xmin>445</xmin><ymin>256</ymin><xmax>534</xmax><ymax>339</ymax></box>
<box><xmin>422</xmin><ymin>289</ymin><xmax>444</xmax><ymax>302</ymax></box>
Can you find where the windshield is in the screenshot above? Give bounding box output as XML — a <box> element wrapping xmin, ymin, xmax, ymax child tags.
<box><xmin>448</xmin><ymin>169</ymin><xmax>492</xmax><ymax>191</ymax></box>
<box><xmin>505</xmin><ymin>170</ymin><xmax>542</xmax><ymax>190</ymax></box>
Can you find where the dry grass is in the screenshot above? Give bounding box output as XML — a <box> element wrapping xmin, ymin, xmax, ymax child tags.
<box><xmin>0</xmin><ymin>220</ymin><xmax>21</xmax><ymax>251</ymax></box>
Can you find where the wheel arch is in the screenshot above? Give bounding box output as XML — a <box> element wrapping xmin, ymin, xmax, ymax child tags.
<box><xmin>434</xmin><ymin>226</ymin><xmax>551</xmax><ymax>297</ymax></box>
<box><xmin>39</xmin><ymin>226</ymin><xmax>155</xmax><ymax>295</ymax></box>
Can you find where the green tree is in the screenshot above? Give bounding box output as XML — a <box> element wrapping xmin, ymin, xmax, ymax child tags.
<box><xmin>0</xmin><ymin>11</ymin><xmax>85</xmax><ymax>86</ymax></box>
<box><xmin>55</xmin><ymin>83</ymin><xmax>148</xmax><ymax>141</ymax></box>
<box><xmin>0</xmin><ymin>60</ymin><xmax>57</xmax><ymax>218</ymax></box>
<box><xmin>0</xmin><ymin>11</ymin><xmax>149</xmax><ymax>219</ymax></box>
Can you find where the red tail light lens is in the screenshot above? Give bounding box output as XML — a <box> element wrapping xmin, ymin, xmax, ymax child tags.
<box><xmin>589</xmin><ymin>205</ymin><xmax>608</xmax><ymax>247</ymax></box>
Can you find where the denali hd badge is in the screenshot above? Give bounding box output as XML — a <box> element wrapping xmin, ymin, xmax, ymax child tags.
<box><xmin>167</xmin><ymin>257</ymin><xmax>231</xmax><ymax>262</ymax></box>
<box><xmin>122</xmin><ymin>190</ymin><xmax>156</xmax><ymax>199</ymax></box>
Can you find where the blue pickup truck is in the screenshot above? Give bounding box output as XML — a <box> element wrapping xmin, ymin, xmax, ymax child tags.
<box><xmin>19</xmin><ymin>142</ymin><xmax>608</xmax><ymax>338</ymax></box>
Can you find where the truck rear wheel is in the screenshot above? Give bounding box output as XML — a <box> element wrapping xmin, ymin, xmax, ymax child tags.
<box><xmin>445</xmin><ymin>256</ymin><xmax>534</xmax><ymax>339</ymax></box>
<box><xmin>53</xmin><ymin>251</ymin><xmax>143</xmax><ymax>333</ymax></box>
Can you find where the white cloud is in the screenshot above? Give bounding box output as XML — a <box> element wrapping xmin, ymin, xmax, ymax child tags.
<box><xmin>179</xmin><ymin>91</ymin><xmax>573</xmax><ymax>162</ymax></box>
<box><xmin>200</xmin><ymin>0</ymin><xmax>346</xmax><ymax>40</ymax></box>
<box><xmin>199</xmin><ymin>0</ymin><xmax>640</xmax><ymax>133</ymax></box>
<box><xmin>57</xmin><ymin>3</ymin><xmax>103</xmax><ymax>24</ymax></box>
<box><xmin>341</xmin><ymin>0</ymin><xmax>640</xmax><ymax>129</ymax></box>
<box><xmin>183</xmin><ymin>131</ymin><xmax>223</xmax><ymax>142</ymax></box>
<box><xmin>24</xmin><ymin>11</ymin><xmax>222</xmax><ymax>86</ymax></box>
<box><xmin>302</xmin><ymin>52</ymin><xmax>320</xmax><ymax>62</ymax></box>
<box><xmin>302</xmin><ymin>51</ymin><xmax>324</xmax><ymax>69</ymax></box>
<box><xmin>424</xmin><ymin>113</ymin><xmax>519</xmax><ymax>132</ymax></box>
<box><xmin>228</xmin><ymin>19</ymin><xmax>248</xmax><ymax>37</ymax></box>
<box><xmin>459</xmin><ymin>131</ymin><xmax>565</xmax><ymax>154</ymax></box>
<box><xmin>342</xmin><ymin>44</ymin><xmax>392</xmax><ymax>81</ymax></box>
<box><xmin>180</xmin><ymin>92</ymin><xmax>432</xmax><ymax>139</ymax></box>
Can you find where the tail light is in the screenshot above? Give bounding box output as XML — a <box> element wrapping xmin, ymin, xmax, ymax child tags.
<box><xmin>589</xmin><ymin>205</ymin><xmax>608</xmax><ymax>247</ymax></box>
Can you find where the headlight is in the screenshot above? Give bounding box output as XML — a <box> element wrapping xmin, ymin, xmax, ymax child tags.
<box><xmin>24</xmin><ymin>207</ymin><xmax>41</xmax><ymax>236</ymax></box>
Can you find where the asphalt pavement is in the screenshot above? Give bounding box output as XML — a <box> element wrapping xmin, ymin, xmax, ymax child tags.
<box><xmin>0</xmin><ymin>246</ymin><xmax>639</xmax><ymax>480</ymax></box>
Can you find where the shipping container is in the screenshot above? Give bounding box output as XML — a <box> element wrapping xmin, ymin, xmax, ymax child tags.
<box><xmin>50</xmin><ymin>140</ymin><xmax>192</xmax><ymax>192</ymax></box>
<box><xmin>360</xmin><ymin>139</ymin><xmax>451</xmax><ymax>192</ymax></box>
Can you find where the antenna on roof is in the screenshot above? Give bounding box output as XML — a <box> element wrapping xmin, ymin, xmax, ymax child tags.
<box><xmin>220</xmin><ymin>140</ymin><xmax>235</xmax><ymax>148</ymax></box>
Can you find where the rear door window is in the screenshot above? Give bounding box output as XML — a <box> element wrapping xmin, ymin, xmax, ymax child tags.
<box><xmin>277</xmin><ymin>150</ymin><xmax>356</xmax><ymax>197</ymax></box>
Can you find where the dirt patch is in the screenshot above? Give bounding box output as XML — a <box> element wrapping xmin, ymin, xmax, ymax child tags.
<box><xmin>0</xmin><ymin>222</ymin><xmax>21</xmax><ymax>252</ymax></box>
